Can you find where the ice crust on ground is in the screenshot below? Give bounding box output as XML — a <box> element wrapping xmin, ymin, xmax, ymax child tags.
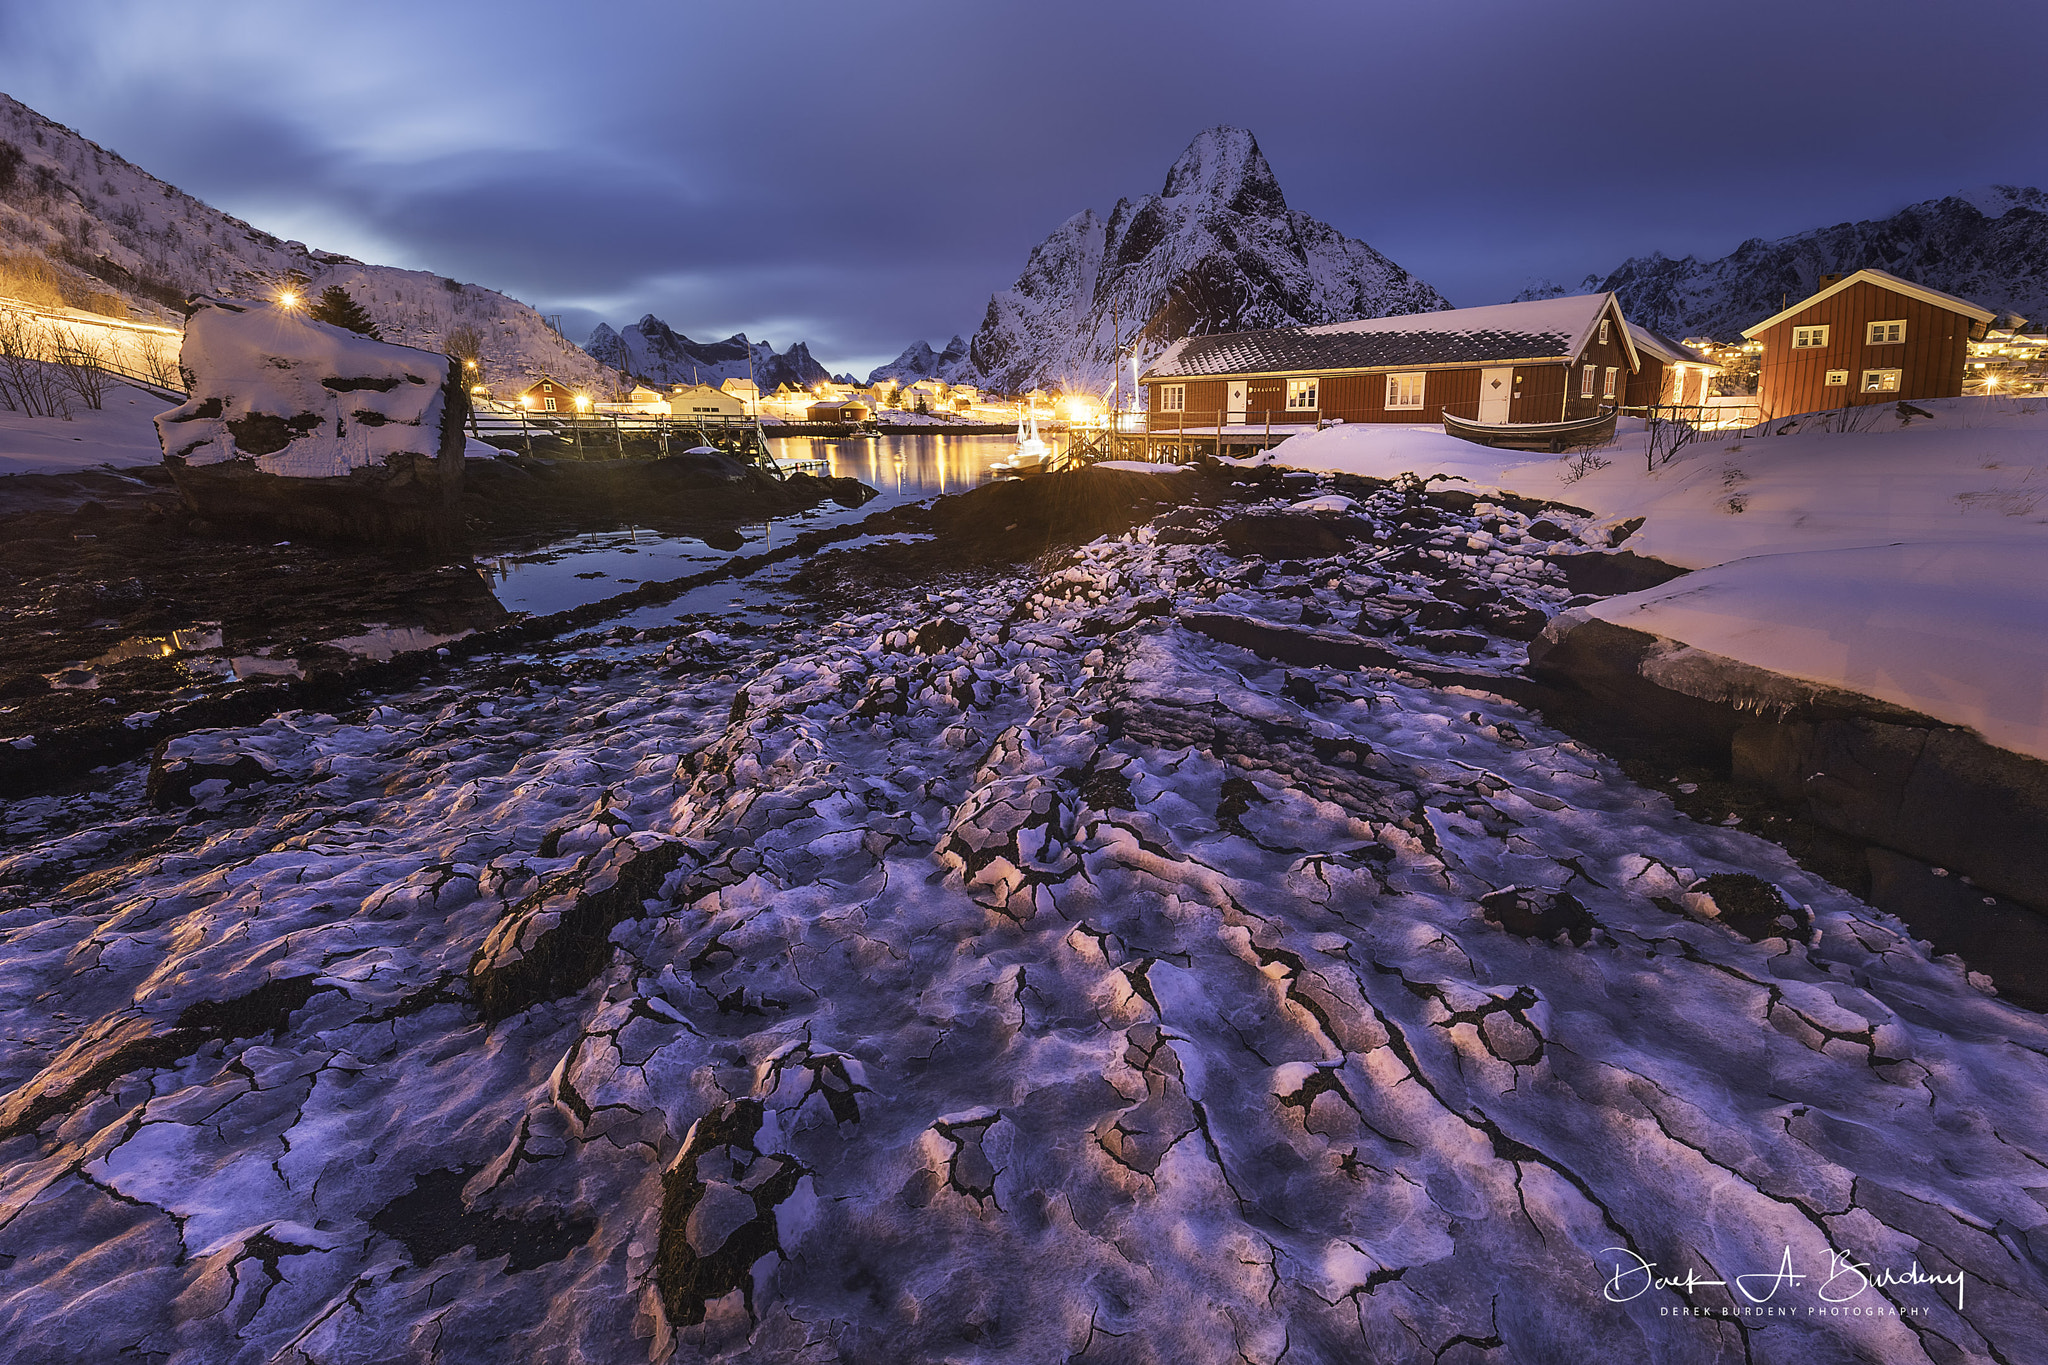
<box><xmin>0</xmin><ymin>381</ymin><xmax>171</xmax><ymax>476</ymax></box>
<box><xmin>1259</xmin><ymin>398</ymin><xmax>2048</xmax><ymax>758</ymax></box>
<box><xmin>0</xmin><ymin>477</ymin><xmax>2042</xmax><ymax>1363</ymax></box>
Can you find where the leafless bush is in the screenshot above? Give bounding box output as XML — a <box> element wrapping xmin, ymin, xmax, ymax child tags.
<box><xmin>50</xmin><ymin>326</ymin><xmax>112</xmax><ymax>410</ymax></box>
<box><xmin>1560</xmin><ymin>448</ymin><xmax>1610</xmax><ymax>483</ymax></box>
<box><xmin>139</xmin><ymin>335</ymin><xmax>182</xmax><ymax>391</ymax></box>
<box><xmin>0</xmin><ymin>310</ymin><xmax>71</xmax><ymax>417</ymax></box>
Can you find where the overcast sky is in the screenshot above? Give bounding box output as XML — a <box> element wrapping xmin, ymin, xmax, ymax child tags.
<box><xmin>3</xmin><ymin>0</ymin><xmax>2043</xmax><ymax>375</ymax></box>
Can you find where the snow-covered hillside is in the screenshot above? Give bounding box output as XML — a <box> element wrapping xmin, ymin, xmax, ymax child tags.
<box><xmin>1254</xmin><ymin>397</ymin><xmax>2048</xmax><ymax>760</ymax></box>
<box><xmin>1526</xmin><ymin>187</ymin><xmax>2048</xmax><ymax>339</ymax></box>
<box><xmin>0</xmin><ymin>92</ymin><xmax>618</xmax><ymax>394</ymax></box>
<box><xmin>922</xmin><ymin>128</ymin><xmax>1448</xmax><ymax>396</ymax></box>
<box><xmin>583</xmin><ymin>315</ymin><xmax>831</xmax><ymax>392</ymax></box>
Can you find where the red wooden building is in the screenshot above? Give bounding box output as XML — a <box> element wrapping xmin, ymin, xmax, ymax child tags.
<box><xmin>1740</xmin><ymin>269</ymin><xmax>1997</xmax><ymax>418</ymax></box>
<box><xmin>1139</xmin><ymin>294</ymin><xmax>1639</xmax><ymax>430</ymax></box>
<box><xmin>1624</xmin><ymin>324</ymin><xmax>1719</xmax><ymax>408</ymax></box>
<box><xmin>517</xmin><ymin>375</ymin><xmax>580</xmax><ymax>412</ymax></box>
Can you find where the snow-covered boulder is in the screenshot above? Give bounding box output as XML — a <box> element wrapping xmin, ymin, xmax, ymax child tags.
<box><xmin>155</xmin><ymin>297</ymin><xmax>468</xmax><ymax>543</ymax></box>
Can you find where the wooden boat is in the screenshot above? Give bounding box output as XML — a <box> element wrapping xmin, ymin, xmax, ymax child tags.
<box><xmin>1443</xmin><ymin>407</ymin><xmax>1617</xmax><ymax>453</ymax></box>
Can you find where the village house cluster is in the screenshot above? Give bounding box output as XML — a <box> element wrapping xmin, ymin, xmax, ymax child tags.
<box><xmin>484</xmin><ymin>372</ymin><xmax>1035</xmax><ymax>426</ymax></box>
<box><xmin>1138</xmin><ymin>268</ymin><xmax>2038</xmax><ymax>431</ymax></box>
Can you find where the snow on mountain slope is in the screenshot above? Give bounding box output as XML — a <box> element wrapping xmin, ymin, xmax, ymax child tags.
<box><xmin>866</xmin><ymin>335</ymin><xmax>971</xmax><ymax>387</ymax></box>
<box><xmin>583</xmin><ymin>315</ymin><xmax>831</xmax><ymax>392</ymax></box>
<box><xmin>1557</xmin><ymin>187</ymin><xmax>2048</xmax><ymax>339</ymax></box>
<box><xmin>952</xmin><ymin>127</ymin><xmax>1448</xmax><ymax>396</ymax></box>
<box><xmin>0</xmin><ymin>92</ymin><xmax>617</xmax><ymax>394</ymax></box>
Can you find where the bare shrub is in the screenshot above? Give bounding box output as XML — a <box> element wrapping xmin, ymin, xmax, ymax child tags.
<box><xmin>0</xmin><ymin>310</ymin><xmax>71</xmax><ymax>417</ymax></box>
<box><xmin>50</xmin><ymin>326</ymin><xmax>112</xmax><ymax>410</ymax></box>
<box><xmin>1560</xmin><ymin>448</ymin><xmax>1610</xmax><ymax>483</ymax></box>
<box><xmin>139</xmin><ymin>335</ymin><xmax>182</xmax><ymax>391</ymax></box>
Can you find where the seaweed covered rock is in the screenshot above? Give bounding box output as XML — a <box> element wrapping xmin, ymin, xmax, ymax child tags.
<box><xmin>155</xmin><ymin>297</ymin><xmax>469</xmax><ymax>545</ymax></box>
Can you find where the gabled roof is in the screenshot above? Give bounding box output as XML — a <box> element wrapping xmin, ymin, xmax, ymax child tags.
<box><xmin>1625</xmin><ymin>322</ymin><xmax>1720</xmax><ymax>371</ymax></box>
<box><xmin>1145</xmin><ymin>294</ymin><xmax>1638</xmax><ymax>380</ymax></box>
<box><xmin>1739</xmin><ymin>268</ymin><xmax>1998</xmax><ymax>339</ymax></box>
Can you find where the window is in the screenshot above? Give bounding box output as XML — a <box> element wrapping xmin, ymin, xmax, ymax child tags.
<box><xmin>543</xmin><ymin>397</ymin><xmax>557</xmax><ymax>411</ymax></box>
<box><xmin>1598</xmin><ymin>319</ymin><xmax>1610</xmax><ymax>345</ymax></box>
<box><xmin>1285</xmin><ymin>378</ymin><xmax>1318</xmax><ymax>410</ymax></box>
<box><xmin>1158</xmin><ymin>384</ymin><xmax>1185</xmax><ymax>412</ymax></box>
<box><xmin>1385</xmin><ymin>372</ymin><xmax>1425</xmax><ymax>409</ymax></box>
<box><xmin>1603</xmin><ymin>367</ymin><xmax>1618</xmax><ymax>398</ymax></box>
<box><xmin>1867</xmin><ymin>320</ymin><xmax>1906</xmax><ymax>345</ymax></box>
<box><xmin>1792</xmin><ymin>325</ymin><xmax>1829</xmax><ymax>349</ymax></box>
<box><xmin>1861</xmin><ymin>369</ymin><xmax>1902</xmax><ymax>393</ymax></box>
<box><xmin>1580</xmin><ymin>365</ymin><xmax>1597</xmax><ymax>398</ymax></box>
<box><xmin>1825</xmin><ymin>369</ymin><xmax>1849</xmax><ymax>386</ymax></box>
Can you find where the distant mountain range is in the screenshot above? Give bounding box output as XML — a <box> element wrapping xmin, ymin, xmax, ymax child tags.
<box><xmin>868</xmin><ymin>335</ymin><xmax>972</xmax><ymax>387</ymax></box>
<box><xmin>0</xmin><ymin>91</ymin><xmax>620</xmax><ymax>394</ymax></box>
<box><xmin>876</xmin><ymin>127</ymin><xmax>1449</xmax><ymax>394</ymax></box>
<box><xmin>1515</xmin><ymin>186</ymin><xmax>2048</xmax><ymax>339</ymax></box>
<box><xmin>583</xmin><ymin>315</ymin><xmax>834</xmax><ymax>392</ymax></box>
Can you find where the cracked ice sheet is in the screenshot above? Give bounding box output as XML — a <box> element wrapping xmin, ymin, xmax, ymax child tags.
<box><xmin>0</xmin><ymin>498</ymin><xmax>2043</xmax><ymax>1365</ymax></box>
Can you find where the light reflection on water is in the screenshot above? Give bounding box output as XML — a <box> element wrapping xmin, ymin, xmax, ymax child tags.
<box><xmin>484</xmin><ymin>434</ymin><xmax>1018</xmax><ymax>616</ymax></box>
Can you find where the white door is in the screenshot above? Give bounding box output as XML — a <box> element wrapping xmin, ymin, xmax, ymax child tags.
<box><xmin>1478</xmin><ymin>367</ymin><xmax>1513</xmax><ymax>424</ymax></box>
<box><xmin>1227</xmin><ymin>381</ymin><xmax>1247</xmax><ymax>424</ymax></box>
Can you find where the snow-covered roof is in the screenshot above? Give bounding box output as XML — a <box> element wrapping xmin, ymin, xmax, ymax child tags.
<box><xmin>1625</xmin><ymin>322</ymin><xmax>1719</xmax><ymax>370</ymax></box>
<box><xmin>1740</xmin><ymin>268</ymin><xmax>1998</xmax><ymax>339</ymax></box>
<box><xmin>1146</xmin><ymin>294</ymin><xmax>1635</xmax><ymax>380</ymax></box>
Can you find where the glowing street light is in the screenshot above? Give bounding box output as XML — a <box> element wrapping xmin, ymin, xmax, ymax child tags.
<box><xmin>277</xmin><ymin>290</ymin><xmax>301</xmax><ymax>309</ymax></box>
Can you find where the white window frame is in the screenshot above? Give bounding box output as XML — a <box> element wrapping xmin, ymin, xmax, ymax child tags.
<box><xmin>1861</xmin><ymin>368</ymin><xmax>1902</xmax><ymax>393</ymax></box>
<box><xmin>1603</xmin><ymin>367</ymin><xmax>1618</xmax><ymax>399</ymax></box>
<box><xmin>1285</xmin><ymin>378</ymin><xmax>1319</xmax><ymax>410</ymax></box>
<box><xmin>1158</xmin><ymin>384</ymin><xmax>1185</xmax><ymax>412</ymax></box>
<box><xmin>1866</xmin><ymin>319</ymin><xmax>1906</xmax><ymax>345</ymax></box>
<box><xmin>1384</xmin><ymin>371</ymin><xmax>1425</xmax><ymax>410</ymax></box>
<box><xmin>1598</xmin><ymin>318</ymin><xmax>1610</xmax><ymax>345</ymax></box>
<box><xmin>543</xmin><ymin>396</ymin><xmax>557</xmax><ymax>411</ymax></box>
<box><xmin>1792</xmin><ymin>325</ymin><xmax>1829</xmax><ymax>349</ymax></box>
<box><xmin>1580</xmin><ymin>364</ymin><xmax>1597</xmax><ymax>398</ymax></box>
<box><xmin>1824</xmin><ymin>369</ymin><xmax>1849</xmax><ymax>387</ymax></box>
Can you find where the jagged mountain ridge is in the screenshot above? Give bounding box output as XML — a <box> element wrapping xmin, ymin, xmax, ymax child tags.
<box><xmin>943</xmin><ymin>127</ymin><xmax>1449</xmax><ymax>395</ymax></box>
<box><xmin>866</xmin><ymin>335</ymin><xmax>971</xmax><ymax>387</ymax></box>
<box><xmin>1522</xmin><ymin>186</ymin><xmax>2048</xmax><ymax>339</ymax></box>
<box><xmin>0</xmin><ymin>91</ymin><xmax>619</xmax><ymax>393</ymax></box>
<box><xmin>583</xmin><ymin>315</ymin><xmax>832</xmax><ymax>393</ymax></box>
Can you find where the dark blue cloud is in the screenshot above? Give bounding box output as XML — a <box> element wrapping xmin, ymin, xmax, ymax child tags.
<box><xmin>3</xmin><ymin>0</ymin><xmax>2044</xmax><ymax>372</ymax></box>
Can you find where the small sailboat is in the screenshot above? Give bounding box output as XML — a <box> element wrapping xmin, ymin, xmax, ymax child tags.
<box><xmin>994</xmin><ymin>401</ymin><xmax>1053</xmax><ymax>477</ymax></box>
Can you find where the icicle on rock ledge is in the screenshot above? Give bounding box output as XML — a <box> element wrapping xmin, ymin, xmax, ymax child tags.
<box><xmin>154</xmin><ymin>297</ymin><xmax>468</xmax><ymax>545</ymax></box>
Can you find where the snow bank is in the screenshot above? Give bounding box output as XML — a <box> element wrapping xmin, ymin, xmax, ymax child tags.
<box><xmin>1264</xmin><ymin>397</ymin><xmax>2048</xmax><ymax>756</ymax></box>
<box><xmin>1585</xmin><ymin>542</ymin><xmax>2048</xmax><ymax>760</ymax></box>
<box><xmin>155</xmin><ymin>298</ymin><xmax>455</xmax><ymax>478</ymax></box>
<box><xmin>0</xmin><ymin>382</ymin><xmax>171</xmax><ymax>475</ymax></box>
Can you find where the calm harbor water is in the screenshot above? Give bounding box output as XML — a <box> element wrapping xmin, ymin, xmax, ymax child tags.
<box><xmin>483</xmin><ymin>433</ymin><xmax>1017</xmax><ymax>616</ymax></box>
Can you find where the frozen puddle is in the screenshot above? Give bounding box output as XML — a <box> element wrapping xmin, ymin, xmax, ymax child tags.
<box><xmin>0</xmin><ymin>483</ymin><xmax>2042</xmax><ymax>1364</ymax></box>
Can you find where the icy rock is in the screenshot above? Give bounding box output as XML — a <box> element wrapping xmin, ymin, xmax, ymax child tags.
<box><xmin>656</xmin><ymin>1100</ymin><xmax>807</xmax><ymax>1329</ymax></box>
<box><xmin>470</xmin><ymin>834</ymin><xmax>690</xmax><ymax>1021</ymax></box>
<box><xmin>146</xmin><ymin>733</ymin><xmax>282</xmax><ymax>808</ymax></box>
<box><xmin>155</xmin><ymin>298</ymin><xmax>468</xmax><ymax>544</ymax></box>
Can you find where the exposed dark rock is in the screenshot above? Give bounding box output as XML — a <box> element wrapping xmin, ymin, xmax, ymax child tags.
<box><xmin>1220</xmin><ymin>512</ymin><xmax>1360</xmax><ymax>559</ymax></box>
<box><xmin>1866</xmin><ymin>849</ymin><xmax>2048</xmax><ymax>1010</ymax></box>
<box><xmin>1523</xmin><ymin>518</ymin><xmax>1574</xmax><ymax>542</ymax></box>
<box><xmin>147</xmin><ymin>734</ymin><xmax>280</xmax><ymax>808</ymax></box>
<box><xmin>1694</xmin><ymin>872</ymin><xmax>1813</xmax><ymax>944</ymax></box>
<box><xmin>656</xmin><ymin>1100</ymin><xmax>808</xmax><ymax>1328</ymax></box>
<box><xmin>370</xmin><ymin>1166</ymin><xmax>595</xmax><ymax>1274</ymax></box>
<box><xmin>1412</xmin><ymin>600</ymin><xmax>1468</xmax><ymax>631</ymax></box>
<box><xmin>1606</xmin><ymin>516</ymin><xmax>1646</xmax><ymax>547</ymax></box>
<box><xmin>1480</xmin><ymin>887</ymin><xmax>1596</xmax><ymax>946</ymax></box>
<box><xmin>1407</xmin><ymin>630</ymin><xmax>1489</xmax><ymax>655</ymax></box>
<box><xmin>1545</xmin><ymin>551</ymin><xmax>1691</xmax><ymax>597</ymax></box>
<box><xmin>1477</xmin><ymin>602</ymin><xmax>1549</xmax><ymax>640</ymax></box>
<box><xmin>0</xmin><ymin>974</ymin><xmax>336</xmax><ymax>1141</ymax></box>
<box><xmin>1180</xmin><ymin>611</ymin><xmax>1400</xmax><ymax>671</ymax></box>
<box><xmin>470</xmin><ymin>836</ymin><xmax>691</xmax><ymax>1022</ymax></box>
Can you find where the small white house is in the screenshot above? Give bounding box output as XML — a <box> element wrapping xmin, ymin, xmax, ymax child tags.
<box><xmin>669</xmin><ymin>383</ymin><xmax>748</xmax><ymax>419</ymax></box>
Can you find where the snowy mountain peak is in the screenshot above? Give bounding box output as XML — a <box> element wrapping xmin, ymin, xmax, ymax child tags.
<box><xmin>947</xmin><ymin>127</ymin><xmax>1445</xmax><ymax>394</ymax></box>
<box><xmin>1951</xmin><ymin>184</ymin><xmax>2048</xmax><ymax>219</ymax></box>
<box><xmin>1160</xmin><ymin>126</ymin><xmax>1285</xmax><ymax>216</ymax></box>
<box><xmin>581</xmin><ymin>314</ymin><xmax>829</xmax><ymax>391</ymax></box>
